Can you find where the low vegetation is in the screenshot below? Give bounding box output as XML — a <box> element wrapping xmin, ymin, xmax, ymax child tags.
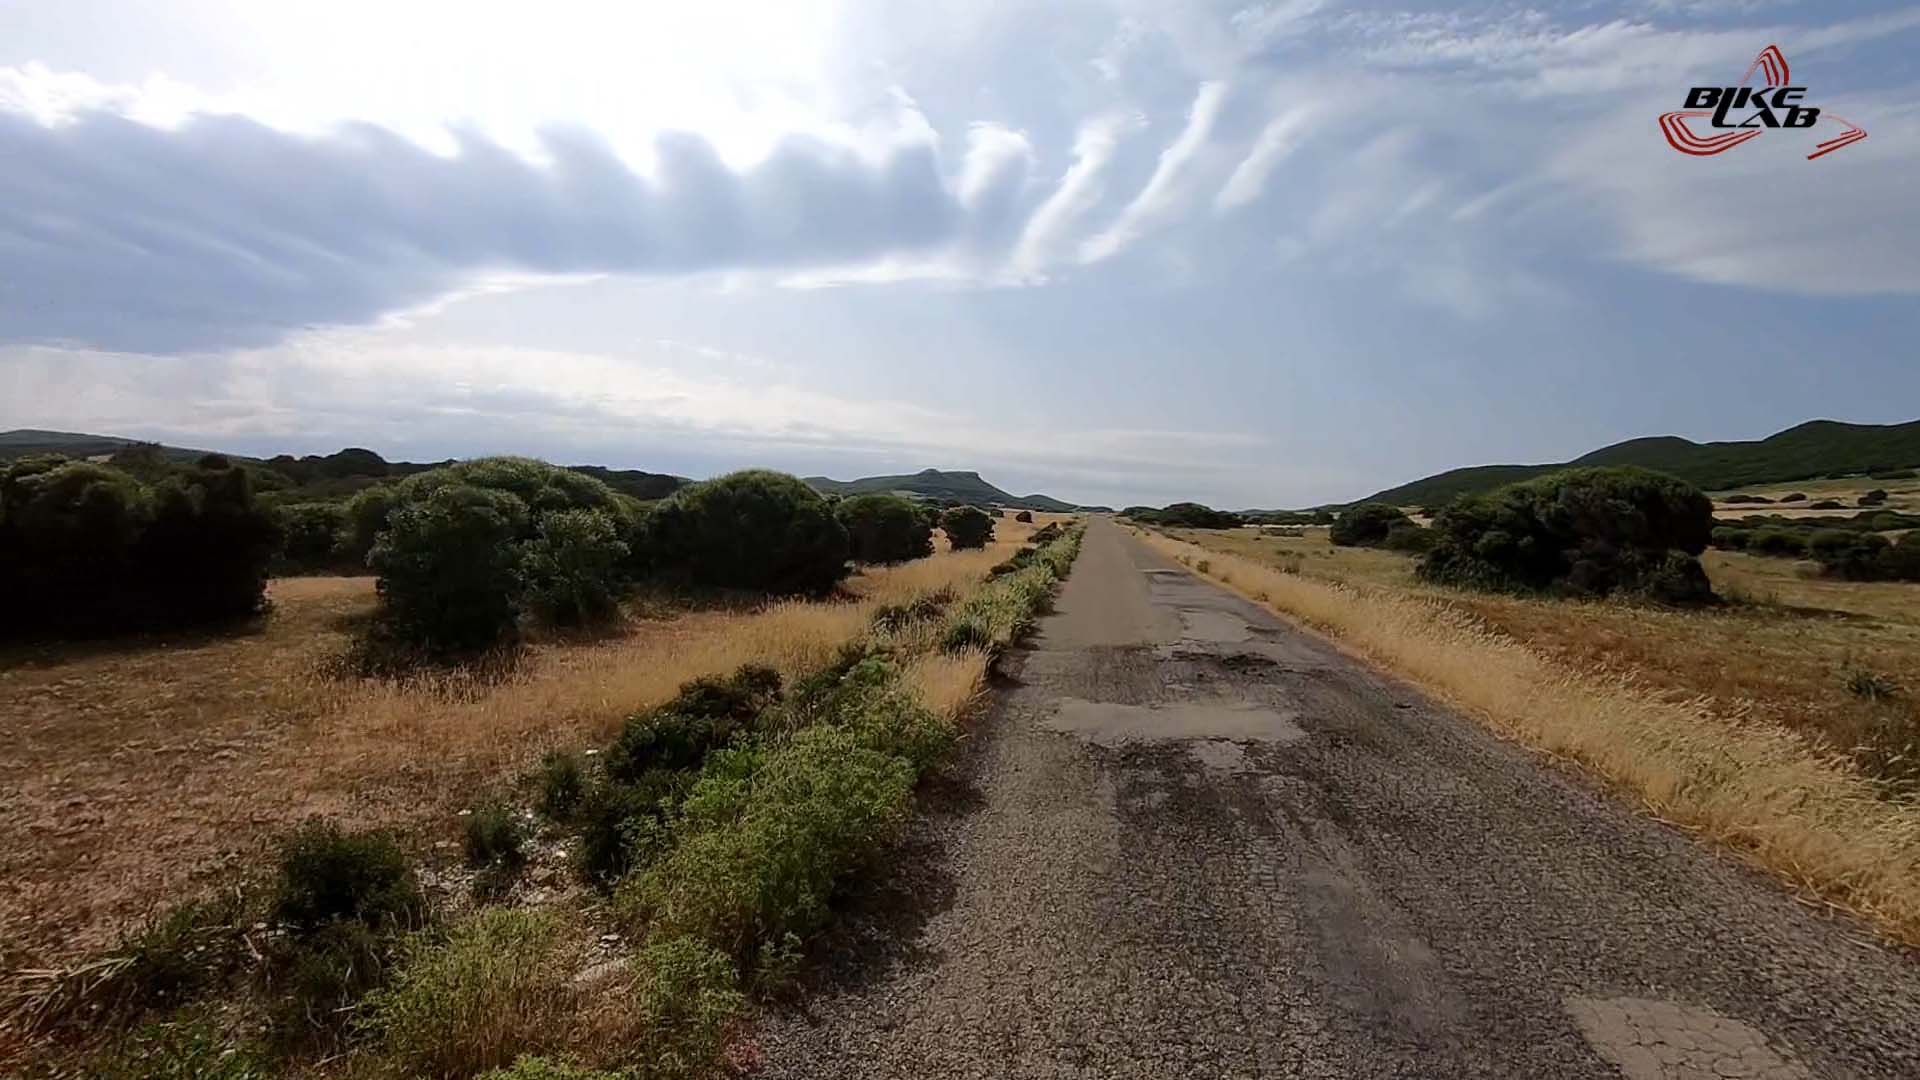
<box><xmin>836</xmin><ymin>493</ymin><xmax>935</xmax><ymax>564</ymax></box>
<box><xmin>2</xmin><ymin>488</ymin><xmax>1082</xmax><ymax>1076</ymax></box>
<box><xmin>1122</xmin><ymin>502</ymin><xmax>1239</xmax><ymax>528</ymax></box>
<box><xmin>940</xmin><ymin>505</ymin><xmax>995</xmax><ymax>550</ymax></box>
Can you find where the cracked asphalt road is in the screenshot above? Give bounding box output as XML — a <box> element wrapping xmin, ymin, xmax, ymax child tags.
<box><xmin>755</xmin><ymin>518</ymin><xmax>1920</xmax><ymax>1079</ymax></box>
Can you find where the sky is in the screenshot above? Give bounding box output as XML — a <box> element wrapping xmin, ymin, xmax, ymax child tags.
<box><xmin>2</xmin><ymin>1</ymin><xmax>1917</xmax><ymax>509</ymax></box>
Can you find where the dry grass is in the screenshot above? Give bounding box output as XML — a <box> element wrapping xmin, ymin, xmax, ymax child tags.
<box><xmin>0</xmin><ymin>521</ymin><xmax>1049</xmax><ymax>969</ymax></box>
<box><xmin>1144</xmin><ymin>529</ymin><xmax>1920</xmax><ymax>946</ymax></box>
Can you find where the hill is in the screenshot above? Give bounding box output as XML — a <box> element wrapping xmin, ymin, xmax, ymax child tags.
<box><xmin>0</xmin><ymin>428</ymin><xmax>232</xmax><ymax>463</ymax></box>
<box><xmin>803</xmin><ymin>468</ymin><xmax>1080</xmax><ymax>511</ymax></box>
<box><xmin>1359</xmin><ymin>419</ymin><xmax>1920</xmax><ymax>508</ymax></box>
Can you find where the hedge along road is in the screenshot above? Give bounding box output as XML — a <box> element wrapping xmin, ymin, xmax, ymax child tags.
<box><xmin>755</xmin><ymin>517</ymin><xmax>1920</xmax><ymax>1079</ymax></box>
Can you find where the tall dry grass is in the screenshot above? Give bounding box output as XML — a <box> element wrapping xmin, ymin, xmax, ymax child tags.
<box><xmin>1141</xmin><ymin>531</ymin><xmax>1920</xmax><ymax>946</ymax></box>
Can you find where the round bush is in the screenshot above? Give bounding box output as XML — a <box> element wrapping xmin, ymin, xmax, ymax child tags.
<box><xmin>369</xmin><ymin>485</ymin><xmax>531</xmax><ymax>653</ymax></box>
<box><xmin>1330</xmin><ymin>503</ymin><xmax>1411</xmax><ymax>547</ymax></box>
<box><xmin>1014</xmin><ymin>510</ymin><xmax>1034</xmax><ymax>523</ymax></box>
<box><xmin>645</xmin><ymin>470</ymin><xmax>850</xmax><ymax>594</ymax></box>
<box><xmin>836</xmin><ymin>494</ymin><xmax>934</xmax><ymax>564</ymax></box>
<box><xmin>941</xmin><ymin>506</ymin><xmax>995</xmax><ymax>550</ymax></box>
<box><xmin>519</xmin><ymin>508</ymin><xmax>630</xmax><ymax>627</ymax></box>
<box><xmin>1417</xmin><ymin>466</ymin><xmax>1715</xmax><ymax>603</ymax></box>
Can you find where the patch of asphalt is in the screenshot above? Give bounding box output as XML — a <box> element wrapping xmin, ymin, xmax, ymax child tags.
<box><xmin>752</xmin><ymin>518</ymin><xmax>1920</xmax><ymax>1078</ymax></box>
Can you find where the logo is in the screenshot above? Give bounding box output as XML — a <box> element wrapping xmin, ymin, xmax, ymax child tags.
<box><xmin>1659</xmin><ymin>45</ymin><xmax>1866</xmax><ymax>160</ymax></box>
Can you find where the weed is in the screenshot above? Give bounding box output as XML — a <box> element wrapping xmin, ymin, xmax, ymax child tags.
<box><xmin>1847</xmin><ymin>669</ymin><xmax>1903</xmax><ymax>701</ymax></box>
<box><xmin>480</xmin><ymin>1058</ymin><xmax>632</xmax><ymax>1080</ymax></box>
<box><xmin>627</xmin><ymin>936</ymin><xmax>744</xmax><ymax>1078</ymax></box>
<box><xmin>539</xmin><ymin>750</ymin><xmax>588</xmax><ymax>821</ymax></box>
<box><xmin>360</xmin><ymin>908</ymin><xmax>569</xmax><ymax>1078</ymax></box>
<box><xmin>274</xmin><ymin>819</ymin><xmax>424</xmax><ymax>934</ymax></box>
<box><xmin>94</xmin><ymin>1012</ymin><xmax>270</xmax><ymax>1080</ymax></box>
<box><xmin>465</xmin><ymin>804</ymin><xmax>529</xmax><ymax>870</ymax></box>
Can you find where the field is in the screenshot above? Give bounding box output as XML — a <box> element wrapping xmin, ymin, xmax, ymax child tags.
<box><xmin>1708</xmin><ymin>475</ymin><xmax>1920</xmax><ymax>519</ymax></box>
<box><xmin>1157</xmin><ymin>524</ymin><xmax>1920</xmax><ymax>943</ymax></box>
<box><xmin>0</xmin><ymin>517</ymin><xmax>1063</xmax><ymax>976</ymax></box>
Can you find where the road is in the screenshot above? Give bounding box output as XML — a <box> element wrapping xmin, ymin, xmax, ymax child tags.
<box><xmin>755</xmin><ymin>517</ymin><xmax>1920</xmax><ymax>1079</ymax></box>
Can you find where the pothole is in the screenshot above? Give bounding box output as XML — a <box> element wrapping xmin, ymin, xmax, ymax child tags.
<box><xmin>1043</xmin><ymin>697</ymin><xmax>1306</xmax><ymax>748</ymax></box>
<box><xmin>1565</xmin><ymin>996</ymin><xmax>1808</xmax><ymax>1080</ymax></box>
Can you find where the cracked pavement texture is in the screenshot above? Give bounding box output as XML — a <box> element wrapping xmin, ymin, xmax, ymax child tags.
<box><xmin>753</xmin><ymin>518</ymin><xmax>1920</xmax><ymax>1078</ymax></box>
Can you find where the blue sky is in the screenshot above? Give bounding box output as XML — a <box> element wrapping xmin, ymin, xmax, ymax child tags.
<box><xmin>2</xmin><ymin>1</ymin><xmax>1916</xmax><ymax>508</ymax></box>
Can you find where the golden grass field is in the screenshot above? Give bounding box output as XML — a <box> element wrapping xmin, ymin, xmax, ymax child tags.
<box><xmin>1709</xmin><ymin>476</ymin><xmax>1920</xmax><ymax>519</ymax></box>
<box><xmin>0</xmin><ymin>516</ymin><xmax>1059</xmax><ymax>971</ymax></box>
<box><xmin>1154</xmin><ymin>525</ymin><xmax>1920</xmax><ymax>946</ymax></box>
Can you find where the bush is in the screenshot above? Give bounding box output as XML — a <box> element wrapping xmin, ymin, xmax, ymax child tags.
<box><xmin>1329</xmin><ymin>503</ymin><xmax>1412</xmax><ymax>547</ymax></box>
<box><xmin>0</xmin><ymin>456</ymin><xmax>279</xmax><ymax>638</ymax></box>
<box><xmin>1379</xmin><ymin>522</ymin><xmax>1435</xmax><ymax>553</ymax></box>
<box><xmin>273</xmin><ymin>918</ymin><xmax>391</xmax><ymax>1042</ymax></box>
<box><xmin>645</xmin><ymin>470</ymin><xmax>850</xmax><ymax>594</ymax></box>
<box><xmin>1014</xmin><ymin>510</ymin><xmax>1034</xmax><ymax>523</ymax></box>
<box><xmin>95</xmin><ymin>1014</ymin><xmax>270</xmax><ymax>1080</ymax></box>
<box><xmin>275</xmin><ymin>501</ymin><xmax>351</xmax><ymax>573</ymax></box>
<box><xmin>628</xmin><ymin>936</ymin><xmax>745</xmax><ymax>1078</ymax></box>
<box><xmin>1779</xmin><ymin>492</ymin><xmax>1807</xmax><ymax>502</ymax></box>
<box><xmin>941</xmin><ymin>505</ymin><xmax>994</xmax><ymax>550</ymax></box>
<box><xmin>1417</xmin><ymin>467</ymin><xmax>1715</xmax><ymax>603</ymax></box>
<box><xmin>480</xmin><ymin>1058</ymin><xmax>629</xmax><ymax>1080</ymax></box>
<box><xmin>920</xmin><ymin>505</ymin><xmax>944</xmax><ymax>530</ymax></box>
<box><xmin>835</xmin><ymin>494</ymin><xmax>934</xmax><ymax>564</ymax></box>
<box><xmin>274</xmin><ymin>820</ymin><xmax>424</xmax><ymax>934</ymax></box>
<box><xmin>1748</xmin><ymin>527</ymin><xmax>1807</xmax><ymax>557</ymax></box>
<box><xmin>464</xmin><ymin>804</ymin><xmax>529</xmax><ymax>871</ymax></box>
<box><xmin>341</xmin><ymin>485</ymin><xmax>401</xmax><ymax>564</ymax></box>
<box><xmin>1126</xmin><ymin>502</ymin><xmax>1238</xmax><ymax>528</ymax></box>
<box><xmin>360</xmin><ymin>909</ymin><xmax>567</xmax><ymax>1078</ymax></box>
<box><xmin>1867</xmin><ymin>469</ymin><xmax>1918</xmax><ymax>481</ymax></box>
<box><xmin>519</xmin><ymin>508</ymin><xmax>630</xmax><ymax>627</ymax></box>
<box><xmin>1859</xmin><ymin>489</ymin><xmax>1890</xmax><ymax>507</ymax></box>
<box><xmin>605</xmin><ymin>667</ymin><xmax>782</xmax><ymax>783</ymax></box>
<box><xmin>1710</xmin><ymin>526</ymin><xmax>1750</xmax><ymax>550</ymax></box>
<box><xmin>370</xmin><ymin>485</ymin><xmax>531</xmax><ymax>654</ymax></box>
<box><xmin>538</xmin><ymin>751</ymin><xmax>587</xmax><ymax>821</ymax></box>
<box><xmin>1809</xmin><ymin>499</ymin><xmax>1845</xmax><ymax>510</ymax></box>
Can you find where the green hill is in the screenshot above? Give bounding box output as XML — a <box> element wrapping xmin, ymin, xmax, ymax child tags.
<box><xmin>1360</xmin><ymin>419</ymin><xmax>1920</xmax><ymax>508</ymax></box>
<box><xmin>0</xmin><ymin>428</ymin><xmax>232</xmax><ymax>463</ymax></box>
<box><xmin>803</xmin><ymin>468</ymin><xmax>1080</xmax><ymax>511</ymax></box>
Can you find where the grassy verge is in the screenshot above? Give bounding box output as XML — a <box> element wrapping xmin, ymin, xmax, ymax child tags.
<box><xmin>1141</xmin><ymin>528</ymin><xmax>1920</xmax><ymax>948</ymax></box>
<box><xmin>15</xmin><ymin>523</ymin><xmax>1084</xmax><ymax>1079</ymax></box>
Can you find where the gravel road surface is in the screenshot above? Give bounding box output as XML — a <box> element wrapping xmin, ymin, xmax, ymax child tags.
<box><xmin>755</xmin><ymin>518</ymin><xmax>1920</xmax><ymax>1079</ymax></box>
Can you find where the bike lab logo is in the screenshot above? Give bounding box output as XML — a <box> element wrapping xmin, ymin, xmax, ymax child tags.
<box><xmin>1659</xmin><ymin>45</ymin><xmax>1866</xmax><ymax>160</ymax></box>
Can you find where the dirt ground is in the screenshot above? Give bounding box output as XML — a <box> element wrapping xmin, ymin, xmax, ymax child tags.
<box><xmin>755</xmin><ymin>518</ymin><xmax>1920</xmax><ymax>1078</ymax></box>
<box><xmin>0</xmin><ymin>520</ymin><xmax>1052</xmax><ymax>971</ymax></box>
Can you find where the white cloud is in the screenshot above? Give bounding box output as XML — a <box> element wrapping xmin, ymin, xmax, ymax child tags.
<box><xmin>1080</xmin><ymin>81</ymin><xmax>1229</xmax><ymax>264</ymax></box>
<box><xmin>1215</xmin><ymin>102</ymin><xmax>1319</xmax><ymax>211</ymax></box>
<box><xmin>1010</xmin><ymin>111</ymin><xmax>1140</xmax><ymax>278</ymax></box>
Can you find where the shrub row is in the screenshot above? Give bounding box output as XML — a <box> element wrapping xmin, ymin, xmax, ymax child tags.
<box><xmin>1</xmin><ymin>454</ymin><xmax>279</xmax><ymax>638</ymax></box>
<box><xmin>1122</xmin><ymin>502</ymin><xmax>1239</xmax><ymax>528</ymax></box>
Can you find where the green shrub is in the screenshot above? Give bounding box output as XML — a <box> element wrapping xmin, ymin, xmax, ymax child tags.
<box><xmin>1379</xmin><ymin>522</ymin><xmax>1435</xmax><ymax>553</ymax></box>
<box><xmin>1749</xmin><ymin>527</ymin><xmax>1807</xmax><ymax>557</ymax></box>
<box><xmin>1859</xmin><ymin>488</ymin><xmax>1890</xmax><ymax>507</ymax></box>
<box><xmin>360</xmin><ymin>909</ymin><xmax>567</xmax><ymax>1079</ymax></box>
<box><xmin>464</xmin><ymin>804</ymin><xmax>529</xmax><ymax>870</ymax></box>
<box><xmin>628</xmin><ymin>936</ymin><xmax>744</xmax><ymax>1079</ymax></box>
<box><xmin>341</xmin><ymin>485</ymin><xmax>401</xmax><ymax>563</ymax></box>
<box><xmin>644</xmin><ymin>470</ymin><xmax>849</xmax><ymax>594</ymax></box>
<box><xmin>605</xmin><ymin>667</ymin><xmax>782</xmax><ymax>783</ymax></box>
<box><xmin>1809</xmin><ymin>499</ymin><xmax>1845</xmax><ymax>510</ymax></box>
<box><xmin>1417</xmin><ymin>467</ymin><xmax>1715</xmax><ymax>603</ymax></box>
<box><xmin>0</xmin><ymin>456</ymin><xmax>279</xmax><ymax>639</ymax></box>
<box><xmin>275</xmin><ymin>501</ymin><xmax>352</xmax><ymax>573</ymax></box>
<box><xmin>835</xmin><ymin>494</ymin><xmax>934</xmax><ymax>564</ymax></box>
<box><xmin>369</xmin><ymin>485</ymin><xmax>530</xmax><ymax>654</ymax></box>
<box><xmin>1867</xmin><ymin>469</ymin><xmax>1918</xmax><ymax>480</ymax></box>
<box><xmin>1124</xmin><ymin>502</ymin><xmax>1237</xmax><ymax>528</ymax></box>
<box><xmin>1014</xmin><ymin>510</ymin><xmax>1034</xmax><ymax>523</ymax></box>
<box><xmin>622</xmin><ymin>725</ymin><xmax>915</xmax><ymax>960</ymax></box>
<box><xmin>274</xmin><ymin>820</ymin><xmax>424</xmax><ymax>934</ymax></box>
<box><xmin>1779</xmin><ymin>492</ymin><xmax>1807</xmax><ymax>502</ymax></box>
<box><xmin>1710</xmin><ymin>526</ymin><xmax>1750</xmax><ymax>550</ymax></box>
<box><xmin>1811</xmin><ymin>530</ymin><xmax>1895</xmax><ymax>581</ymax></box>
<box><xmin>272</xmin><ymin>918</ymin><xmax>391</xmax><ymax>1041</ymax></box>
<box><xmin>920</xmin><ymin>505</ymin><xmax>944</xmax><ymax>530</ymax></box>
<box><xmin>538</xmin><ymin>750</ymin><xmax>587</xmax><ymax>821</ymax></box>
<box><xmin>519</xmin><ymin>508</ymin><xmax>630</xmax><ymax>627</ymax></box>
<box><xmin>577</xmin><ymin>773</ymin><xmax>688</xmax><ymax>886</ymax></box>
<box><xmin>1330</xmin><ymin>503</ymin><xmax>1411</xmax><ymax>547</ymax></box>
<box><xmin>940</xmin><ymin>506</ymin><xmax>994</xmax><ymax>550</ymax></box>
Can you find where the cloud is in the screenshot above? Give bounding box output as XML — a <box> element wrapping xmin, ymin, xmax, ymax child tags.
<box><xmin>1010</xmin><ymin>112</ymin><xmax>1140</xmax><ymax>278</ymax></box>
<box><xmin>1214</xmin><ymin>102</ymin><xmax>1319</xmax><ymax>211</ymax></box>
<box><xmin>1080</xmin><ymin>81</ymin><xmax>1229</xmax><ymax>264</ymax></box>
<box><xmin>0</xmin><ymin>73</ymin><xmax>1022</xmax><ymax>352</ymax></box>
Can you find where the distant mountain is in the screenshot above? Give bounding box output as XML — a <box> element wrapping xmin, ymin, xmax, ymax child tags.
<box><xmin>803</xmin><ymin>468</ymin><xmax>1081</xmax><ymax>511</ymax></box>
<box><xmin>1360</xmin><ymin>419</ymin><xmax>1920</xmax><ymax>508</ymax></box>
<box><xmin>0</xmin><ymin>429</ymin><xmax>232</xmax><ymax>463</ymax></box>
